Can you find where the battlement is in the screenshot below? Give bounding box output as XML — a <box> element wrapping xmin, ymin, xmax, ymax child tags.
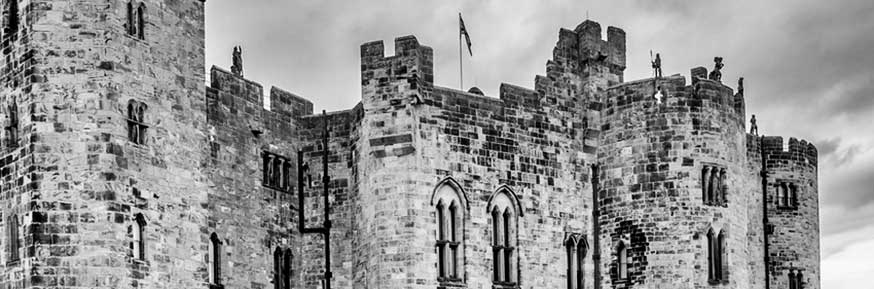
<box><xmin>208</xmin><ymin>66</ymin><xmax>316</xmax><ymax>124</ymax></box>
<box><xmin>270</xmin><ymin>87</ymin><xmax>314</xmax><ymax>118</ymax></box>
<box><xmin>551</xmin><ymin>20</ymin><xmax>626</xmax><ymax>76</ymax></box>
<box><xmin>210</xmin><ymin>66</ymin><xmax>265</xmax><ymax>107</ymax></box>
<box><xmin>360</xmin><ymin>36</ymin><xmax>434</xmax><ymax>84</ymax></box>
<box><xmin>761</xmin><ymin>136</ymin><xmax>818</xmax><ymax>168</ymax></box>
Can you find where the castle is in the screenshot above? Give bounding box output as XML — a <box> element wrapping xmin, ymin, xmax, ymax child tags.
<box><xmin>0</xmin><ymin>1</ymin><xmax>820</xmax><ymax>289</ymax></box>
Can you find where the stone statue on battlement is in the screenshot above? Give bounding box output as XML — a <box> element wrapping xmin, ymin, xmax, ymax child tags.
<box><xmin>231</xmin><ymin>46</ymin><xmax>243</xmax><ymax>76</ymax></box>
<box><xmin>738</xmin><ymin>77</ymin><xmax>744</xmax><ymax>95</ymax></box>
<box><xmin>708</xmin><ymin>57</ymin><xmax>724</xmax><ymax>82</ymax></box>
<box><xmin>652</xmin><ymin>53</ymin><xmax>663</xmax><ymax>78</ymax></box>
<box><xmin>750</xmin><ymin>114</ymin><xmax>758</xmax><ymax>135</ymax></box>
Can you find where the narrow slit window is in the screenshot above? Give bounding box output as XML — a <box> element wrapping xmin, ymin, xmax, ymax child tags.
<box><xmin>5</xmin><ymin>102</ymin><xmax>18</xmax><ymax>148</ymax></box>
<box><xmin>7</xmin><ymin>215</ymin><xmax>19</xmax><ymax>262</ymax></box>
<box><xmin>274</xmin><ymin>247</ymin><xmax>283</xmax><ymax>289</ymax></box>
<box><xmin>617</xmin><ymin>242</ymin><xmax>628</xmax><ymax>280</ymax></box>
<box><xmin>133</xmin><ymin>214</ymin><xmax>146</xmax><ymax>260</ymax></box>
<box><xmin>136</xmin><ymin>3</ymin><xmax>146</xmax><ymax>40</ymax></box>
<box><xmin>209</xmin><ymin>233</ymin><xmax>222</xmax><ymax>285</ymax></box>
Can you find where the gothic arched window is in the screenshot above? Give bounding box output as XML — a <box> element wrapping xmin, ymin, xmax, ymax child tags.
<box><xmin>209</xmin><ymin>233</ymin><xmax>222</xmax><ymax>286</ymax></box>
<box><xmin>617</xmin><ymin>241</ymin><xmax>628</xmax><ymax>280</ymax></box>
<box><xmin>488</xmin><ymin>186</ymin><xmax>522</xmax><ymax>287</ymax></box>
<box><xmin>133</xmin><ymin>213</ymin><xmax>146</xmax><ymax>260</ymax></box>
<box><xmin>432</xmin><ymin>178</ymin><xmax>467</xmax><ymax>284</ymax></box>
<box><xmin>126</xmin><ymin>1</ymin><xmax>135</xmax><ymax>36</ymax></box>
<box><xmin>136</xmin><ymin>3</ymin><xmax>146</xmax><ymax>40</ymax></box>
<box><xmin>274</xmin><ymin>247</ymin><xmax>283</xmax><ymax>289</ymax></box>
<box><xmin>707</xmin><ymin>229</ymin><xmax>727</xmax><ymax>283</ymax></box>
<box><xmin>565</xmin><ymin>234</ymin><xmax>587</xmax><ymax>289</ymax></box>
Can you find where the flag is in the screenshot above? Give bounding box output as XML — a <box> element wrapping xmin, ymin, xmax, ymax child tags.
<box><xmin>459</xmin><ymin>13</ymin><xmax>472</xmax><ymax>56</ymax></box>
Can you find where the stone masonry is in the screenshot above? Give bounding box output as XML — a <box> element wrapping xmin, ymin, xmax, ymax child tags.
<box><xmin>0</xmin><ymin>1</ymin><xmax>818</xmax><ymax>289</ymax></box>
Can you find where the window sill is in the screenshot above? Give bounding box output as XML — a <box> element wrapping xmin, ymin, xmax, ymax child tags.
<box><xmin>491</xmin><ymin>281</ymin><xmax>518</xmax><ymax>289</ymax></box>
<box><xmin>707</xmin><ymin>278</ymin><xmax>728</xmax><ymax>285</ymax></box>
<box><xmin>208</xmin><ymin>284</ymin><xmax>224</xmax><ymax>289</ymax></box>
<box><xmin>437</xmin><ymin>278</ymin><xmax>465</xmax><ymax>288</ymax></box>
<box><xmin>5</xmin><ymin>259</ymin><xmax>20</xmax><ymax>267</ymax></box>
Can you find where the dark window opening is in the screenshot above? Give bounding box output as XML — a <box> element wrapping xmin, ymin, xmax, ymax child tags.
<box><xmin>5</xmin><ymin>0</ymin><xmax>19</xmax><ymax>39</ymax></box>
<box><xmin>126</xmin><ymin>1</ymin><xmax>135</xmax><ymax>36</ymax></box>
<box><xmin>7</xmin><ymin>215</ymin><xmax>19</xmax><ymax>262</ymax></box>
<box><xmin>5</xmin><ymin>102</ymin><xmax>18</xmax><ymax>149</ymax></box>
<box><xmin>133</xmin><ymin>213</ymin><xmax>146</xmax><ymax>260</ymax></box>
<box><xmin>707</xmin><ymin>229</ymin><xmax>727</xmax><ymax>283</ymax></box>
<box><xmin>702</xmin><ymin>165</ymin><xmax>727</xmax><ymax>206</ymax></box>
<box><xmin>262</xmin><ymin>151</ymin><xmax>292</xmax><ymax>192</ymax></box>
<box><xmin>136</xmin><ymin>3</ymin><xmax>145</xmax><ymax>40</ymax></box>
<box><xmin>127</xmin><ymin>100</ymin><xmax>148</xmax><ymax>145</ymax></box>
<box><xmin>565</xmin><ymin>234</ymin><xmax>587</xmax><ymax>289</ymax></box>
<box><xmin>210</xmin><ymin>233</ymin><xmax>222</xmax><ymax>286</ymax></box>
<box><xmin>617</xmin><ymin>242</ymin><xmax>628</xmax><ymax>280</ymax></box>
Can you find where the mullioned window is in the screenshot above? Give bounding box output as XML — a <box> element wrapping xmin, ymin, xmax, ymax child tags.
<box><xmin>701</xmin><ymin>165</ymin><xmax>727</xmax><ymax>206</ymax></box>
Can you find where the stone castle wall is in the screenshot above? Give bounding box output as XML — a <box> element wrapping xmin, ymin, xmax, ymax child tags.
<box><xmin>762</xmin><ymin>136</ymin><xmax>819</xmax><ymax>289</ymax></box>
<box><xmin>0</xmin><ymin>0</ymin><xmax>208</xmax><ymax>288</ymax></box>
<box><xmin>0</xmin><ymin>3</ymin><xmax>820</xmax><ymax>289</ymax></box>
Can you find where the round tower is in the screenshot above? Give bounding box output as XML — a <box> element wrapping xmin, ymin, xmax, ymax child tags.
<box><xmin>761</xmin><ymin>136</ymin><xmax>820</xmax><ymax>289</ymax></box>
<box><xmin>595</xmin><ymin>73</ymin><xmax>759</xmax><ymax>288</ymax></box>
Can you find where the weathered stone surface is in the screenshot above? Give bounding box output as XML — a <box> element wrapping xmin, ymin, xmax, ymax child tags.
<box><xmin>0</xmin><ymin>5</ymin><xmax>819</xmax><ymax>289</ymax></box>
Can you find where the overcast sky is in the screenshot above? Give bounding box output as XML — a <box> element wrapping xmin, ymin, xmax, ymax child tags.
<box><xmin>204</xmin><ymin>1</ymin><xmax>874</xmax><ymax>287</ymax></box>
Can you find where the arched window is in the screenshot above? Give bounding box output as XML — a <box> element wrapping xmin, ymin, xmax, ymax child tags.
<box><xmin>788</xmin><ymin>270</ymin><xmax>797</xmax><ymax>289</ymax></box>
<box><xmin>565</xmin><ymin>234</ymin><xmax>587</xmax><ymax>289</ymax></box>
<box><xmin>136</xmin><ymin>3</ymin><xmax>146</xmax><ymax>40</ymax></box>
<box><xmin>789</xmin><ymin>184</ymin><xmax>798</xmax><ymax>207</ymax></box>
<box><xmin>707</xmin><ymin>229</ymin><xmax>716</xmax><ymax>281</ymax></box>
<box><xmin>209</xmin><ymin>233</ymin><xmax>222</xmax><ymax>286</ymax></box>
<box><xmin>274</xmin><ymin>247</ymin><xmax>283</xmax><ymax>289</ymax></box>
<box><xmin>133</xmin><ymin>214</ymin><xmax>146</xmax><ymax>260</ymax></box>
<box><xmin>7</xmin><ymin>215</ymin><xmax>19</xmax><ymax>262</ymax></box>
<box><xmin>701</xmin><ymin>167</ymin><xmax>711</xmax><ymax>204</ymax></box>
<box><xmin>126</xmin><ymin>1</ymin><xmax>135</xmax><ymax>36</ymax></box>
<box><xmin>488</xmin><ymin>186</ymin><xmax>521</xmax><ymax>286</ymax></box>
<box><xmin>707</xmin><ymin>229</ymin><xmax>727</xmax><ymax>283</ymax></box>
<box><xmin>795</xmin><ymin>271</ymin><xmax>804</xmax><ymax>289</ymax></box>
<box><xmin>617</xmin><ymin>241</ymin><xmax>628</xmax><ymax>280</ymax></box>
<box><xmin>431</xmin><ymin>178</ymin><xmax>467</xmax><ymax>284</ymax></box>
<box><xmin>283</xmin><ymin>249</ymin><xmax>292</xmax><ymax>289</ymax></box>
<box><xmin>718</xmin><ymin>169</ymin><xmax>727</xmax><ymax>204</ymax></box>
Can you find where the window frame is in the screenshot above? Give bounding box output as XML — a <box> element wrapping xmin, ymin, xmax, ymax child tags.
<box><xmin>487</xmin><ymin>186</ymin><xmax>522</xmax><ymax>288</ymax></box>
<box><xmin>431</xmin><ymin>178</ymin><xmax>468</xmax><ymax>286</ymax></box>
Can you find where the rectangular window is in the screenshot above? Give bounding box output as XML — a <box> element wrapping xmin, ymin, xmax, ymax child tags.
<box><xmin>127</xmin><ymin>101</ymin><xmax>148</xmax><ymax>145</ymax></box>
<box><xmin>7</xmin><ymin>215</ymin><xmax>19</xmax><ymax>262</ymax></box>
<box><xmin>262</xmin><ymin>151</ymin><xmax>292</xmax><ymax>192</ymax></box>
<box><xmin>5</xmin><ymin>102</ymin><xmax>18</xmax><ymax>148</ymax></box>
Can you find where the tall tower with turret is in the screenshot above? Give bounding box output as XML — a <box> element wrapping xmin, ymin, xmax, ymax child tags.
<box><xmin>0</xmin><ymin>1</ymin><xmax>208</xmax><ymax>288</ymax></box>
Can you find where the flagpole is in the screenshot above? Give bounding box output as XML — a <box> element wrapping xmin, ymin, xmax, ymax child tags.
<box><xmin>459</xmin><ymin>13</ymin><xmax>464</xmax><ymax>90</ymax></box>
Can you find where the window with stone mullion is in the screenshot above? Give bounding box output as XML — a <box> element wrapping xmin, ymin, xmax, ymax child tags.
<box><xmin>576</xmin><ymin>242</ymin><xmax>585</xmax><ymax>288</ymax></box>
<box><xmin>503</xmin><ymin>210</ymin><xmax>513</xmax><ymax>284</ymax></box>
<box><xmin>492</xmin><ymin>209</ymin><xmax>505</xmax><ymax>283</ymax></box>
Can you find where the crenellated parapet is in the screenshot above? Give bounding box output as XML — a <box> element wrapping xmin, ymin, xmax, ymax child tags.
<box><xmin>548</xmin><ymin>20</ymin><xmax>625</xmax><ymax>81</ymax></box>
<box><xmin>360</xmin><ymin>36</ymin><xmax>434</xmax><ymax>110</ymax></box>
<box><xmin>760</xmin><ymin>136</ymin><xmax>818</xmax><ymax>169</ymax></box>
